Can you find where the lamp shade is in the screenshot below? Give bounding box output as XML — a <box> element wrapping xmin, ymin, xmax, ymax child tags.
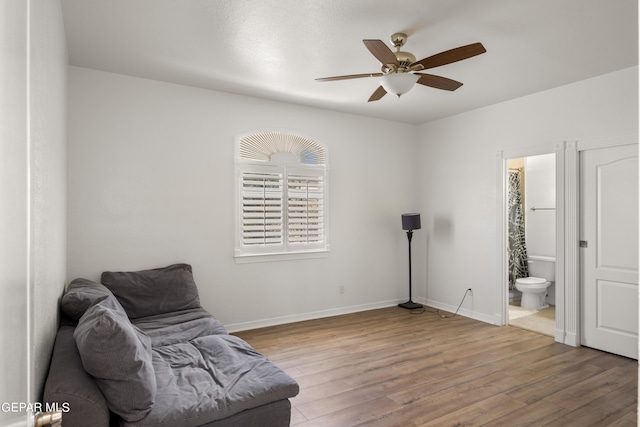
<box><xmin>380</xmin><ymin>73</ymin><xmax>420</xmax><ymax>97</ymax></box>
<box><xmin>401</xmin><ymin>213</ymin><xmax>421</xmax><ymax>230</ymax></box>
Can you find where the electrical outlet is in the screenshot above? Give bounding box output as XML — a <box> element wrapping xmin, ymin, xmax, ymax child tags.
<box><xmin>339</xmin><ymin>285</ymin><xmax>345</xmax><ymax>294</ymax></box>
<box><xmin>467</xmin><ymin>288</ymin><xmax>473</xmax><ymax>296</ymax></box>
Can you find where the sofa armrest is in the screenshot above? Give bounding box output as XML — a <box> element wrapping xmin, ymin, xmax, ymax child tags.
<box><xmin>43</xmin><ymin>325</ymin><xmax>111</xmax><ymax>427</ymax></box>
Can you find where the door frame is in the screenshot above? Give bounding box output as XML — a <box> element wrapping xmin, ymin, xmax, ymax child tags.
<box><xmin>496</xmin><ymin>141</ymin><xmax>566</xmax><ymax>344</ymax></box>
<box><xmin>497</xmin><ymin>134</ymin><xmax>639</xmax><ymax>348</ymax></box>
<box><xmin>2</xmin><ymin>0</ymin><xmax>32</xmax><ymax>426</ymax></box>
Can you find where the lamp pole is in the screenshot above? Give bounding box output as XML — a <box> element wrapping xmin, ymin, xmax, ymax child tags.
<box><xmin>399</xmin><ymin>213</ymin><xmax>422</xmax><ymax>310</ymax></box>
<box><xmin>407</xmin><ymin>229</ymin><xmax>413</xmax><ymax>302</ymax></box>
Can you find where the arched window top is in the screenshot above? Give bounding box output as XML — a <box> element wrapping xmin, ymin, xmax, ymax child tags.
<box><xmin>236</xmin><ymin>130</ymin><xmax>327</xmax><ymax>166</ymax></box>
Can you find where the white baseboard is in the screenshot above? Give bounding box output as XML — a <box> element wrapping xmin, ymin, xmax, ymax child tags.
<box><xmin>418</xmin><ymin>297</ymin><xmax>501</xmax><ymax>326</ymax></box>
<box><xmin>225</xmin><ymin>299</ymin><xmax>404</xmax><ymax>333</ymax></box>
<box><xmin>225</xmin><ymin>297</ymin><xmax>502</xmax><ymax>333</ymax></box>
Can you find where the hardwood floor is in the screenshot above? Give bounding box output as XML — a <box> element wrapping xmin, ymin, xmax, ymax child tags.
<box><xmin>234</xmin><ymin>306</ymin><xmax>638</xmax><ymax>427</ymax></box>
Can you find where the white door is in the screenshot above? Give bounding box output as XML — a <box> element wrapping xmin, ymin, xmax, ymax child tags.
<box><xmin>580</xmin><ymin>144</ymin><xmax>638</xmax><ymax>359</ymax></box>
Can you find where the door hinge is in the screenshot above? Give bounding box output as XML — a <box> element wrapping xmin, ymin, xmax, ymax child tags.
<box><xmin>579</xmin><ymin>240</ymin><xmax>588</xmax><ymax>248</ymax></box>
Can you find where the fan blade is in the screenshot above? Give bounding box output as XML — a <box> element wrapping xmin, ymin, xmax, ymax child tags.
<box><xmin>368</xmin><ymin>86</ymin><xmax>387</xmax><ymax>102</ymax></box>
<box><xmin>363</xmin><ymin>39</ymin><xmax>399</xmax><ymax>66</ymax></box>
<box><xmin>315</xmin><ymin>72</ymin><xmax>383</xmax><ymax>82</ymax></box>
<box><xmin>415</xmin><ymin>73</ymin><xmax>463</xmax><ymax>91</ymax></box>
<box><xmin>413</xmin><ymin>42</ymin><xmax>486</xmax><ymax>70</ymax></box>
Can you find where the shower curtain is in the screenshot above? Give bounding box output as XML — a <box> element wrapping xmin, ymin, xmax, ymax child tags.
<box><xmin>508</xmin><ymin>169</ymin><xmax>529</xmax><ymax>289</ymax></box>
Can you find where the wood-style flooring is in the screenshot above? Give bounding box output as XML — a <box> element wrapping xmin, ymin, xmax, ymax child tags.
<box><xmin>234</xmin><ymin>306</ymin><xmax>638</xmax><ymax>427</ymax></box>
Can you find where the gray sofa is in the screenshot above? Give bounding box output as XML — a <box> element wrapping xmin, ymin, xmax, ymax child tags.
<box><xmin>43</xmin><ymin>264</ymin><xmax>299</xmax><ymax>427</ymax></box>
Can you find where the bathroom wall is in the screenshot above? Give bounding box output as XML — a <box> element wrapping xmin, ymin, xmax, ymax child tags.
<box><xmin>524</xmin><ymin>153</ymin><xmax>556</xmax><ymax>304</ymax></box>
<box><xmin>524</xmin><ymin>153</ymin><xmax>556</xmax><ymax>258</ymax></box>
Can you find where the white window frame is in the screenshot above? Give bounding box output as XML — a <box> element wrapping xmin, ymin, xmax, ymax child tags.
<box><xmin>234</xmin><ymin>130</ymin><xmax>329</xmax><ymax>262</ymax></box>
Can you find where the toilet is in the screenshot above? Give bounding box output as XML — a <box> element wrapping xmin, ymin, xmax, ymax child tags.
<box><xmin>515</xmin><ymin>277</ymin><xmax>550</xmax><ymax>310</ymax></box>
<box><xmin>514</xmin><ymin>257</ymin><xmax>554</xmax><ymax>310</ymax></box>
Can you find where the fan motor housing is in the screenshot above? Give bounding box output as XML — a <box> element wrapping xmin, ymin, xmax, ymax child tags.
<box><xmin>395</xmin><ymin>51</ymin><xmax>416</xmax><ymax>66</ymax></box>
<box><xmin>381</xmin><ymin>51</ymin><xmax>416</xmax><ymax>74</ymax></box>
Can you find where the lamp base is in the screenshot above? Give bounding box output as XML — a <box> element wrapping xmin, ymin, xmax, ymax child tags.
<box><xmin>398</xmin><ymin>301</ymin><xmax>423</xmax><ymax>310</ymax></box>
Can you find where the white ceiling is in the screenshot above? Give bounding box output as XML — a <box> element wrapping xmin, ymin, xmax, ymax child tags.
<box><xmin>60</xmin><ymin>0</ymin><xmax>638</xmax><ymax>125</ymax></box>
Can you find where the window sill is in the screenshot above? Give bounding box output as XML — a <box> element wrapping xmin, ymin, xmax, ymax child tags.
<box><xmin>234</xmin><ymin>248</ymin><xmax>330</xmax><ymax>264</ymax></box>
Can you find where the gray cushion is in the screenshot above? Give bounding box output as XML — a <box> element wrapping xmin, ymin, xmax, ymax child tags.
<box><xmin>61</xmin><ymin>278</ymin><xmax>125</xmax><ymax>321</ymax></box>
<box><xmin>101</xmin><ymin>264</ymin><xmax>200</xmax><ymax>319</ymax></box>
<box><xmin>74</xmin><ymin>302</ymin><xmax>157</xmax><ymax>422</ymax></box>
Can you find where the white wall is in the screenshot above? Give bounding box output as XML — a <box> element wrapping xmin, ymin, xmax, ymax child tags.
<box><xmin>415</xmin><ymin>66</ymin><xmax>638</xmax><ymax>323</ymax></box>
<box><xmin>67</xmin><ymin>66</ymin><xmax>638</xmax><ymax>331</ymax></box>
<box><xmin>0</xmin><ymin>0</ymin><xmax>67</xmax><ymax>416</ymax></box>
<box><xmin>67</xmin><ymin>67</ymin><xmax>418</xmax><ymax>330</ymax></box>
<box><xmin>30</xmin><ymin>0</ymin><xmax>68</xmax><ymax>399</ymax></box>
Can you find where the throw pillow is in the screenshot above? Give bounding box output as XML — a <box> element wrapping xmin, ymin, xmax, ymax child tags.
<box><xmin>61</xmin><ymin>278</ymin><xmax>126</xmax><ymax>321</ymax></box>
<box><xmin>101</xmin><ymin>263</ymin><xmax>200</xmax><ymax>319</ymax></box>
<box><xmin>74</xmin><ymin>302</ymin><xmax>156</xmax><ymax>422</ymax></box>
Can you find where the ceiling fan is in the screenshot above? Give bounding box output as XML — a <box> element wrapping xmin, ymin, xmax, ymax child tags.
<box><xmin>315</xmin><ymin>33</ymin><xmax>486</xmax><ymax>102</ymax></box>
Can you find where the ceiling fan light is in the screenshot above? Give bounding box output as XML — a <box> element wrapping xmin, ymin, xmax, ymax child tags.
<box><xmin>380</xmin><ymin>73</ymin><xmax>420</xmax><ymax>97</ymax></box>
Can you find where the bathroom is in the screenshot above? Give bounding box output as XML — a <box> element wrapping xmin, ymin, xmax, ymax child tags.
<box><xmin>507</xmin><ymin>153</ymin><xmax>555</xmax><ymax>336</ymax></box>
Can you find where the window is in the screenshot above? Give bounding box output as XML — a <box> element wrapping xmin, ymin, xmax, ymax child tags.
<box><xmin>235</xmin><ymin>130</ymin><xmax>328</xmax><ymax>260</ymax></box>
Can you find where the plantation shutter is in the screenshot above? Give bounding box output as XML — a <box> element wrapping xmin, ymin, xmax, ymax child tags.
<box><xmin>287</xmin><ymin>173</ymin><xmax>324</xmax><ymax>244</ymax></box>
<box><xmin>241</xmin><ymin>171</ymin><xmax>283</xmax><ymax>246</ymax></box>
<box><xmin>235</xmin><ymin>130</ymin><xmax>328</xmax><ymax>257</ymax></box>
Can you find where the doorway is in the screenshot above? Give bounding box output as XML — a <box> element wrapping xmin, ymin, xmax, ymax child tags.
<box><xmin>498</xmin><ymin>136</ymin><xmax>638</xmax><ymax>354</ymax></box>
<box><xmin>506</xmin><ymin>154</ymin><xmax>556</xmax><ymax>336</ymax></box>
<box><xmin>496</xmin><ymin>141</ymin><xmax>564</xmax><ymax>343</ymax></box>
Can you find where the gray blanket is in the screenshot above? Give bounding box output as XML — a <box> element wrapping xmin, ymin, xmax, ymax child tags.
<box><xmin>136</xmin><ymin>333</ymin><xmax>297</xmax><ymax>427</ymax></box>
<box><xmin>121</xmin><ymin>310</ymin><xmax>297</xmax><ymax>426</ymax></box>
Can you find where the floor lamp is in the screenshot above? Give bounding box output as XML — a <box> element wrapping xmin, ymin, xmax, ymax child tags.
<box><xmin>399</xmin><ymin>213</ymin><xmax>422</xmax><ymax>310</ymax></box>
